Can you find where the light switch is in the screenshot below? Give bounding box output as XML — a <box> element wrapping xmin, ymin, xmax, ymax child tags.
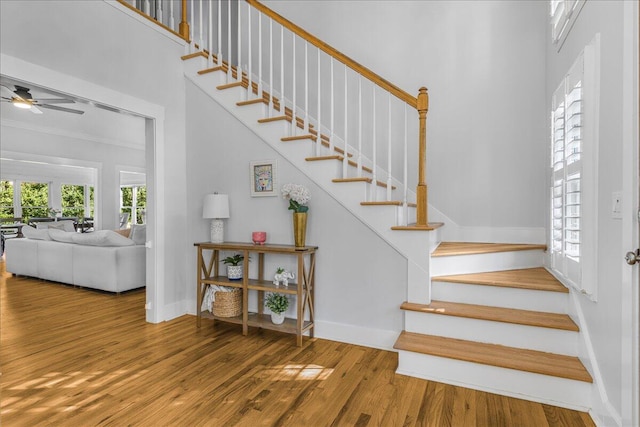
<box><xmin>612</xmin><ymin>191</ymin><xmax>622</xmax><ymax>219</ymax></box>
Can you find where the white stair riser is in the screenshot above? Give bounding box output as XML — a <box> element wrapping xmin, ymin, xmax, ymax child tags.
<box><xmin>396</xmin><ymin>351</ymin><xmax>591</xmax><ymax>411</ymax></box>
<box><xmin>404</xmin><ymin>311</ymin><xmax>579</xmax><ymax>356</ymax></box>
<box><xmin>431</xmin><ymin>250</ymin><xmax>545</xmax><ymax>276</ymax></box>
<box><xmin>431</xmin><ymin>281</ymin><xmax>569</xmax><ymax>313</ymax></box>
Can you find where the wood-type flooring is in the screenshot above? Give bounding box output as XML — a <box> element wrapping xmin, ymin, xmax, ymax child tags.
<box><xmin>0</xmin><ymin>260</ymin><xmax>595</xmax><ymax>426</ymax></box>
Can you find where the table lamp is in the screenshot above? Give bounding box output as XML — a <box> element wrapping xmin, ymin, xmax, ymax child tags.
<box><xmin>203</xmin><ymin>193</ymin><xmax>230</xmax><ymax>243</ymax></box>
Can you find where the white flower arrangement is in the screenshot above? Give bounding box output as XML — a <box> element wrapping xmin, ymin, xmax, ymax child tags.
<box><xmin>281</xmin><ymin>183</ymin><xmax>310</xmax><ymax>213</ymax></box>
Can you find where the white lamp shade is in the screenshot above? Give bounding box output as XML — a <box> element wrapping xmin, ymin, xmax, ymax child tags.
<box><xmin>203</xmin><ymin>194</ymin><xmax>230</xmax><ymax>219</ymax></box>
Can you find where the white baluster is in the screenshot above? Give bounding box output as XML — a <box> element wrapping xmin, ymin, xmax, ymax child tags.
<box><xmin>208</xmin><ymin>0</ymin><xmax>213</xmax><ymax>65</ymax></box>
<box><xmin>190</xmin><ymin>0</ymin><xmax>194</xmax><ymax>47</ymax></box>
<box><xmin>227</xmin><ymin>0</ymin><xmax>232</xmax><ymax>82</ymax></box>
<box><xmin>169</xmin><ymin>0</ymin><xmax>175</xmax><ymax>31</ymax></box>
<box><xmin>330</xmin><ymin>58</ymin><xmax>334</xmax><ymax>154</ymax></box>
<box><xmin>237</xmin><ymin>0</ymin><xmax>242</xmax><ymax>83</ymax></box>
<box><xmin>387</xmin><ymin>93</ymin><xmax>392</xmax><ymax>200</ymax></box>
<box><xmin>403</xmin><ymin>103</ymin><xmax>408</xmax><ymax>223</ymax></box>
<box><xmin>343</xmin><ymin>66</ymin><xmax>348</xmax><ymax>178</ymax></box>
<box><xmin>269</xmin><ymin>19</ymin><xmax>274</xmax><ymax>116</ymax></box>
<box><xmin>316</xmin><ymin>48</ymin><xmax>321</xmax><ymax>156</ymax></box>
<box><xmin>217</xmin><ymin>0</ymin><xmax>221</xmax><ymax>64</ymax></box>
<box><xmin>371</xmin><ymin>87</ymin><xmax>377</xmax><ymax>201</ymax></box>
<box><xmin>304</xmin><ymin>43</ymin><xmax>309</xmax><ymax>132</ymax></box>
<box><xmin>144</xmin><ymin>0</ymin><xmax>150</xmax><ymax>15</ymax></box>
<box><xmin>248</xmin><ymin>7</ymin><xmax>252</xmax><ymax>96</ymax></box>
<box><xmin>156</xmin><ymin>0</ymin><xmax>162</xmax><ymax>24</ymax></box>
<box><xmin>357</xmin><ymin>76</ymin><xmax>362</xmax><ymax>177</ymax></box>
<box><xmin>291</xmin><ymin>35</ymin><xmax>296</xmax><ymax>135</ymax></box>
<box><xmin>280</xmin><ymin>25</ymin><xmax>284</xmax><ymax>114</ymax></box>
<box><xmin>258</xmin><ymin>11</ymin><xmax>263</xmax><ymax>100</ymax></box>
<box><xmin>198</xmin><ymin>0</ymin><xmax>203</xmax><ymax>50</ymax></box>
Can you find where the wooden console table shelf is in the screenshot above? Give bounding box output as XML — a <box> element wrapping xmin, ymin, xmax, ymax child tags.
<box><xmin>194</xmin><ymin>242</ymin><xmax>317</xmax><ymax>346</ymax></box>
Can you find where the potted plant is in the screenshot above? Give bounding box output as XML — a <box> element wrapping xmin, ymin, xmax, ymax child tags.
<box><xmin>221</xmin><ymin>254</ymin><xmax>246</xmax><ymax>280</ymax></box>
<box><xmin>265</xmin><ymin>292</ymin><xmax>289</xmax><ymax>324</ymax></box>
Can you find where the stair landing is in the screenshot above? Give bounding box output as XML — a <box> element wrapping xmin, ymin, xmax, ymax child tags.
<box><xmin>394</xmin><ymin>331</ymin><xmax>592</xmax><ymax>383</ymax></box>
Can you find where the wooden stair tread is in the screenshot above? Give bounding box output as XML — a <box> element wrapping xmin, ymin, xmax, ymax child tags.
<box><xmin>181</xmin><ymin>52</ymin><xmax>208</xmax><ymax>61</ymax></box>
<box><xmin>282</xmin><ymin>134</ymin><xmax>316</xmax><ymax>142</ymax></box>
<box><xmin>258</xmin><ymin>115</ymin><xmax>291</xmax><ymax>124</ymax></box>
<box><xmin>332</xmin><ymin>177</ymin><xmax>396</xmax><ymax>189</ymax></box>
<box><xmin>401</xmin><ymin>300</ymin><xmax>578</xmax><ymax>331</ymax></box>
<box><xmin>197</xmin><ymin>66</ymin><xmax>224</xmax><ymax>75</ymax></box>
<box><xmin>216</xmin><ymin>81</ymin><xmax>244</xmax><ymax>90</ymax></box>
<box><xmin>391</xmin><ymin>222</ymin><xmax>444</xmax><ymax>231</ymax></box>
<box><xmin>393</xmin><ymin>331</ymin><xmax>592</xmax><ymax>383</ymax></box>
<box><xmin>433</xmin><ymin>267</ymin><xmax>568</xmax><ymax>293</ymax></box>
<box><xmin>361</xmin><ymin>201</ymin><xmax>417</xmax><ymax>207</ymax></box>
<box><xmin>432</xmin><ymin>242</ymin><xmax>547</xmax><ymax>257</ymax></box>
<box><xmin>237</xmin><ymin>98</ymin><xmax>267</xmax><ymax>106</ymax></box>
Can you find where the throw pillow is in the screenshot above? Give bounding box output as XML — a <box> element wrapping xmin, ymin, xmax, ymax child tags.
<box><xmin>35</xmin><ymin>220</ymin><xmax>76</xmax><ymax>232</ymax></box>
<box><xmin>21</xmin><ymin>224</ymin><xmax>52</xmax><ymax>241</ymax></box>
<box><xmin>48</xmin><ymin>229</ymin><xmax>76</xmax><ymax>243</ymax></box>
<box><xmin>114</xmin><ymin>228</ymin><xmax>131</xmax><ymax>238</ymax></box>
<box><xmin>71</xmin><ymin>230</ymin><xmax>135</xmax><ymax>247</ymax></box>
<box><xmin>129</xmin><ymin>224</ymin><xmax>147</xmax><ymax>245</ymax></box>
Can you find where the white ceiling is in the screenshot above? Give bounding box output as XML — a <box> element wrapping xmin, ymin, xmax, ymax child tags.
<box><xmin>0</xmin><ymin>75</ymin><xmax>146</xmax><ymax>149</ymax></box>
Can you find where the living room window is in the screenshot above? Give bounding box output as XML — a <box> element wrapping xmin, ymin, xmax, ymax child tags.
<box><xmin>20</xmin><ymin>182</ymin><xmax>49</xmax><ymax>220</ymax></box>
<box><xmin>0</xmin><ymin>180</ymin><xmax>15</xmax><ymax>218</ymax></box>
<box><xmin>62</xmin><ymin>184</ymin><xmax>94</xmax><ymax>218</ymax></box>
<box><xmin>120</xmin><ymin>185</ymin><xmax>146</xmax><ymax>226</ymax></box>
<box><xmin>551</xmin><ymin>0</ymin><xmax>586</xmax><ymax>49</ymax></box>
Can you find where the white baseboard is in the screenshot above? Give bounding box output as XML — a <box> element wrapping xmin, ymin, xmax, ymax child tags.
<box><xmin>314</xmin><ymin>320</ymin><xmax>399</xmax><ymax>351</ymax></box>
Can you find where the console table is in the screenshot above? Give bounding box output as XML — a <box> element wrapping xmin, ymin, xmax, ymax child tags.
<box><xmin>194</xmin><ymin>242</ymin><xmax>317</xmax><ymax>346</ymax></box>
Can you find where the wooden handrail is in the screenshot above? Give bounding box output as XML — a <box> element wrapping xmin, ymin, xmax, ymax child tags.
<box><xmin>246</xmin><ymin>0</ymin><xmax>417</xmax><ymax>109</ymax></box>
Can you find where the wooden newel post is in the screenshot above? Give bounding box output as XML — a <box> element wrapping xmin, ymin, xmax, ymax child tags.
<box><xmin>179</xmin><ymin>0</ymin><xmax>190</xmax><ymax>41</ymax></box>
<box><xmin>416</xmin><ymin>87</ymin><xmax>429</xmax><ymax>226</ymax></box>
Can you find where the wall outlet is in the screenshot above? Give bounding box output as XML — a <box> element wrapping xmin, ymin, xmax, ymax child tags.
<box><xmin>612</xmin><ymin>191</ymin><xmax>622</xmax><ymax>219</ymax></box>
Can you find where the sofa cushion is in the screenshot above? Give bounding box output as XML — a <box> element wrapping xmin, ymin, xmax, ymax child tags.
<box><xmin>36</xmin><ymin>220</ymin><xmax>76</xmax><ymax>232</ymax></box>
<box><xmin>129</xmin><ymin>224</ymin><xmax>146</xmax><ymax>245</ymax></box>
<box><xmin>48</xmin><ymin>229</ymin><xmax>77</xmax><ymax>243</ymax></box>
<box><xmin>71</xmin><ymin>230</ymin><xmax>135</xmax><ymax>247</ymax></box>
<box><xmin>21</xmin><ymin>224</ymin><xmax>52</xmax><ymax>241</ymax></box>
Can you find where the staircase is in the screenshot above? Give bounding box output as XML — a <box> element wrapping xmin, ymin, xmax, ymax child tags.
<box><xmin>135</xmin><ymin>0</ymin><xmax>593</xmax><ymax>411</ymax></box>
<box><xmin>394</xmin><ymin>242</ymin><xmax>592</xmax><ymax>409</ymax></box>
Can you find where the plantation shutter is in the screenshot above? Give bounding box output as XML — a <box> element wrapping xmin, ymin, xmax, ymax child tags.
<box><xmin>551</xmin><ymin>0</ymin><xmax>585</xmax><ymax>46</ymax></box>
<box><xmin>551</xmin><ymin>53</ymin><xmax>583</xmax><ymax>288</ymax></box>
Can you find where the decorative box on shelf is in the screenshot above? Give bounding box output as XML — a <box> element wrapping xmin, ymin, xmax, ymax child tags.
<box><xmin>194</xmin><ymin>241</ymin><xmax>318</xmax><ymax>346</ymax></box>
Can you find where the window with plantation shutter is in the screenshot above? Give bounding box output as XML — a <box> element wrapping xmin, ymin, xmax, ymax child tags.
<box><xmin>549</xmin><ymin>35</ymin><xmax>600</xmax><ymax>299</ymax></box>
<box><xmin>550</xmin><ymin>53</ymin><xmax>583</xmax><ymax>289</ymax></box>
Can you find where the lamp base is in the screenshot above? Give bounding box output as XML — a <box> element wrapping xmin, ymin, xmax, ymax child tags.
<box><xmin>210</xmin><ymin>219</ymin><xmax>224</xmax><ymax>243</ymax></box>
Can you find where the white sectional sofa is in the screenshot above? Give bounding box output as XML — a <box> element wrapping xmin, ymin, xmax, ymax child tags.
<box><xmin>5</xmin><ymin>225</ymin><xmax>146</xmax><ymax>293</ymax></box>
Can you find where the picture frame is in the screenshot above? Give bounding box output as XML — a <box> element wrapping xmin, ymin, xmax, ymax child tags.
<box><xmin>250</xmin><ymin>160</ymin><xmax>277</xmax><ymax>197</ymax></box>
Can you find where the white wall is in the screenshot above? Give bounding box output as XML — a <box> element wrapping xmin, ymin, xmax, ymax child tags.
<box><xmin>545</xmin><ymin>1</ymin><xmax>634</xmax><ymax>425</ymax></box>
<box><xmin>185</xmin><ymin>79</ymin><xmax>407</xmax><ymax>348</ymax></box>
<box><xmin>0</xmin><ymin>0</ymin><xmax>189</xmax><ymax>319</ymax></box>
<box><xmin>264</xmin><ymin>0</ymin><xmax>548</xmax><ymax>231</ymax></box>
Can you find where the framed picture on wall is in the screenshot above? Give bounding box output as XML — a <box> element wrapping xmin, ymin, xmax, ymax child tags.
<box><xmin>250</xmin><ymin>160</ymin><xmax>277</xmax><ymax>197</ymax></box>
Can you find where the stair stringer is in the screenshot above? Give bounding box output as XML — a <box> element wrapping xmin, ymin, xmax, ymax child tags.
<box><xmin>183</xmin><ymin>56</ymin><xmax>438</xmax><ymax>304</ymax></box>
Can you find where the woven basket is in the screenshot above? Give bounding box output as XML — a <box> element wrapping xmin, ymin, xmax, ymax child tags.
<box><xmin>212</xmin><ymin>288</ymin><xmax>242</xmax><ymax>317</ymax></box>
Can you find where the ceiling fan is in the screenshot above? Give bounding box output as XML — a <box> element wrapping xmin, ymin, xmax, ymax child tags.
<box><xmin>1</xmin><ymin>84</ymin><xmax>84</xmax><ymax>115</ymax></box>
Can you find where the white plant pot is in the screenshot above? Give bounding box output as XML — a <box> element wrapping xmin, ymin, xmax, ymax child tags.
<box><xmin>271</xmin><ymin>312</ymin><xmax>285</xmax><ymax>325</ymax></box>
<box><xmin>226</xmin><ymin>265</ymin><xmax>243</xmax><ymax>280</ymax></box>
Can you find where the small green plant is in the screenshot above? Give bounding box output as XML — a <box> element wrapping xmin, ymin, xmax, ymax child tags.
<box><xmin>221</xmin><ymin>254</ymin><xmax>246</xmax><ymax>266</ymax></box>
<box><xmin>276</xmin><ymin>267</ymin><xmax>285</xmax><ymax>274</ymax></box>
<box><xmin>265</xmin><ymin>292</ymin><xmax>289</xmax><ymax>314</ymax></box>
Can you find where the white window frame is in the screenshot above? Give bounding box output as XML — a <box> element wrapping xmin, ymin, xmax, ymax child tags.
<box><xmin>551</xmin><ymin>0</ymin><xmax>586</xmax><ymax>50</ymax></box>
<box><xmin>549</xmin><ymin>35</ymin><xmax>600</xmax><ymax>300</ymax></box>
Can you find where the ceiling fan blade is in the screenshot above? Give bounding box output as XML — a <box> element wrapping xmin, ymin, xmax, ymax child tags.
<box><xmin>30</xmin><ymin>105</ymin><xmax>43</xmax><ymax>114</ymax></box>
<box><xmin>34</xmin><ymin>98</ymin><xmax>75</xmax><ymax>104</ymax></box>
<box><xmin>38</xmin><ymin>103</ymin><xmax>84</xmax><ymax>115</ymax></box>
<box><xmin>1</xmin><ymin>85</ymin><xmax>15</xmax><ymax>98</ymax></box>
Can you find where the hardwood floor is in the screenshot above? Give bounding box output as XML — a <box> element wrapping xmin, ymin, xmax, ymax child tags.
<box><xmin>0</xmin><ymin>261</ymin><xmax>595</xmax><ymax>426</ymax></box>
